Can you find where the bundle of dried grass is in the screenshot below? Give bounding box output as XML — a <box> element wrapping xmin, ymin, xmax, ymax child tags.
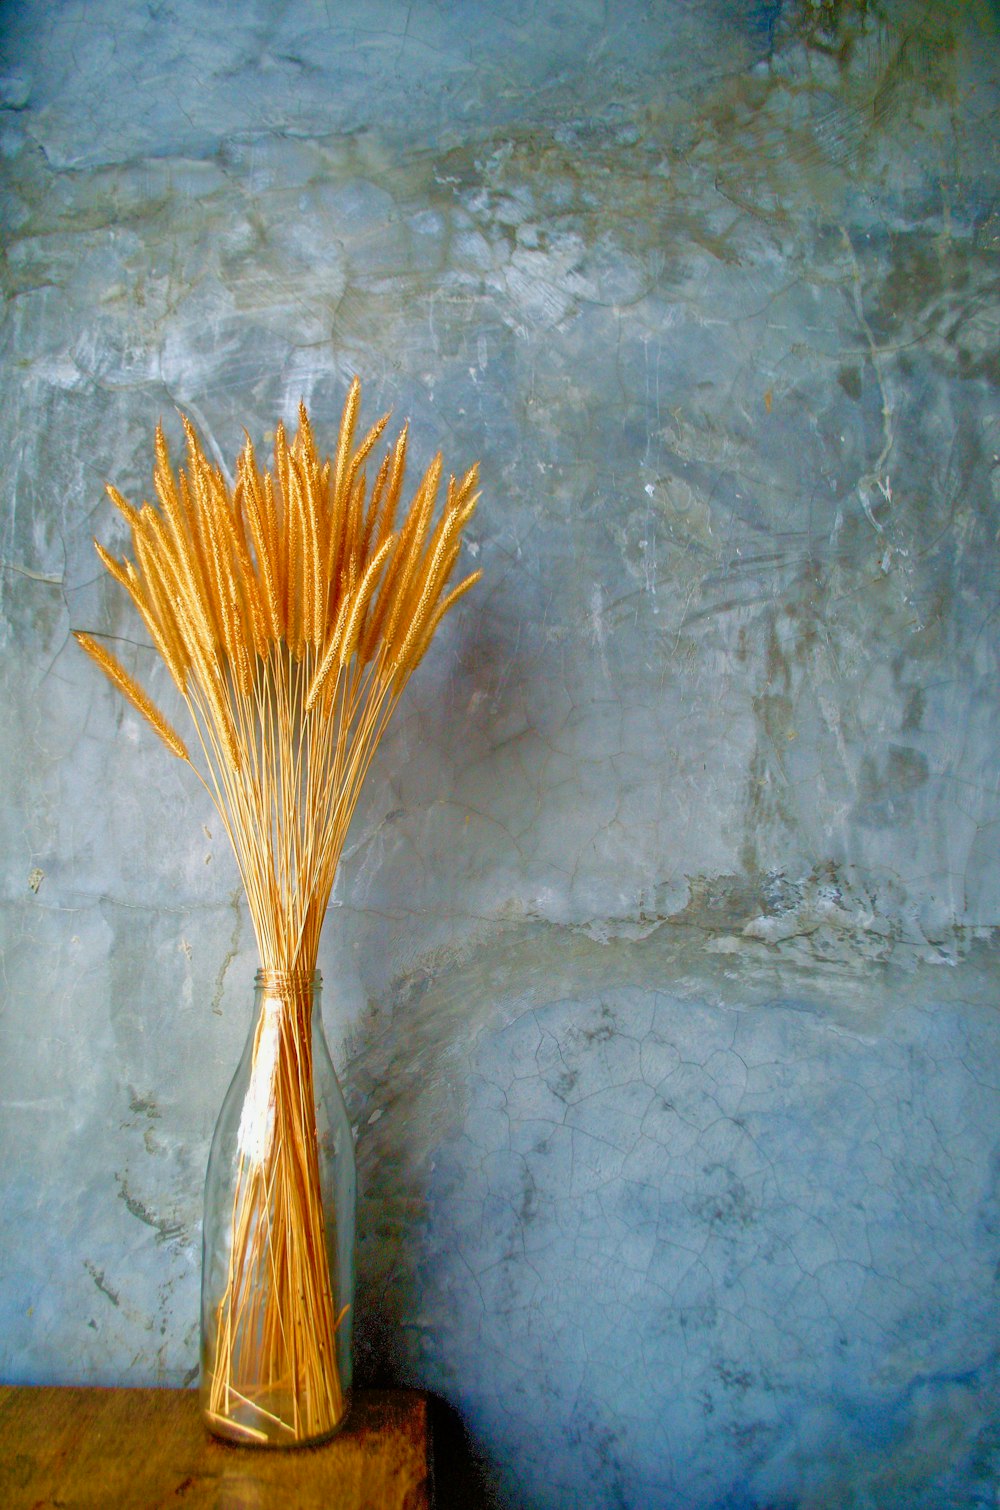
<box><xmin>76</xmin><ymin>380</ymin><xmax>481</xmax><ymax>1443</ymax></box>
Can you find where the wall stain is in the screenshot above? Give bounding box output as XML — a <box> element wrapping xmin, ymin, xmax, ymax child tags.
<box><xmin>84</xmin><ymin>1259</ymin><xmax>120</xmax><ymax>1309</ymax></box>
<box><xmin>115</xmin><ymin>1173</ymin><xmax>185</xmax><ymax>1245</ymax></box>
<box><xmin>210</xmin><ymin>885</ymin><xmax>244</xmax><ymax>1016</ymax></box>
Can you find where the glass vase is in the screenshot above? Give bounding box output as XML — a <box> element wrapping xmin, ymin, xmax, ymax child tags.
<box><xmin>200</xmin><ymin>969</ymin><xmax>356</xmax><ymax>1446</ymax></box>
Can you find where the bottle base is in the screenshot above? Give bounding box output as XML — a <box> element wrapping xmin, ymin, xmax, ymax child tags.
<box><xmin>202</xmin><ymin>1386</ymin><xmax>352</xmax><ymax>1449</ymax></box>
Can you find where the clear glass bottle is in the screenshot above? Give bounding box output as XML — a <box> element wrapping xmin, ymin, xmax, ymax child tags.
<box><xmin>200</xmin><ymin>970</ymin><xmax>356</xmax><ymax>1446</ymax></box>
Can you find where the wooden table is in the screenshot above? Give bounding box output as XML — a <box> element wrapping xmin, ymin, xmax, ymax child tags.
<box><xmin>0</xmin><ymin>1386</ymin><xmax>431</xmax><ymax>1509</ymax></box>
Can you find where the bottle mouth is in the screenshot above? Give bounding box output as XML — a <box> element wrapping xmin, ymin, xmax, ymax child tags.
<box><xmin>254</xmin><ymin>968</ymin><xmax>322</xmax><ymax>991</ymax></box>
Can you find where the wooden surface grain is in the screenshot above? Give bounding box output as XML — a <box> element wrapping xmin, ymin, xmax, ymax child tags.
<box><xmin>0</xmin><ymin>1385</ymin><xmax>431</xmax><ymax>1510</ymax></box>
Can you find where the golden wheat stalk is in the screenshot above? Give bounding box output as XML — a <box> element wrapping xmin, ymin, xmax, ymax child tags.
<box><xmin>74</xmin><ymin>631</ymin><xmax>191</xmax><ymax>761</ymax></box>
<box><xmin>76</xmin><ymin>382</ymin><xmax>482</xmax><ymax>1445</ymax></box>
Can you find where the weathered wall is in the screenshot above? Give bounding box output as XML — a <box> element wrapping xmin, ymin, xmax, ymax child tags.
<box><xmin>1</xmin><ymin>2</ymin><xmax>998</xmax><ymax>1504</ymax></box>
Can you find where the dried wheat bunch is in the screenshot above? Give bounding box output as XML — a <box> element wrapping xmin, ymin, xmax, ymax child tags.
<box><xmin>76</xmin><ymin>378</ymin><xmax>481</xmax><ymax>974</ymax></box>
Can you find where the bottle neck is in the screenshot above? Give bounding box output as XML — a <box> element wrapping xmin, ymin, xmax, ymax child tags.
<box><xmin>254</xmin><ymin>969</ymin><xmax>321</xmax><ymax>1024</ymax></box>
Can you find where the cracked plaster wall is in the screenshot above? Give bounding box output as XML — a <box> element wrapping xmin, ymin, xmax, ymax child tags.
<box><xmin>1</xmin><ymin>1</ymin><xmax>999</xmax><ymax>1505</ymax></box>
